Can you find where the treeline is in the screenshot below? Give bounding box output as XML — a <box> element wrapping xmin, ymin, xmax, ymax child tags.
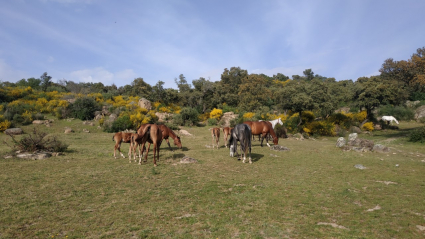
<box><xmin>0</xmin><ymin>47</ymin><xmax>424</xmax><ymax>135</ymax></box>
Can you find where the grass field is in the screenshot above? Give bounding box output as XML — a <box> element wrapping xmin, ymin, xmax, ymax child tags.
<box><xmin>1</xmin><ymin>119</ymin><xmax>425</xmax><ymax>238</ymax></box>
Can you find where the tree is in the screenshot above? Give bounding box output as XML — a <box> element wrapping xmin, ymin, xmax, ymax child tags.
<box><xmin>353</xmin><ymin>76</ymin><xmax>408</xmax><ymax>119</ymax></box>
<box><xmin>192</xmin><ymin>77</ymin><xmax>214</xmax><ymax>113</ymax></box>
<box><xmin>303</xmin><ymin>69</ymin><xmax>314</xmax><ymax>81</ymax></box>
<box><xmin>174</xmin><ymin>74</ymin><xmax>191</xmax><ymax>93</ymax></box>
<box><xmin>216</xmin><ymin>67</ymin><xmax>248</xmax><ymax>107</ymax></box>
<box><xmin>152</xmin><ymin>81</ymin><xmax>167</xmax><ymax>103</ymax></box>
<box><xmin>238</xmin><ymin>74</ymin><xmax>271</xmax><ymax>112</ymax></box>
<box><xmin>40</xmin><ymin>72</ymin><xmax>52</xmax><ymax>92</ymax></box>
<box><xmin>130</xmin><ymin>77</ymin><xmax>152</xmax><ymax>98</ymax></box>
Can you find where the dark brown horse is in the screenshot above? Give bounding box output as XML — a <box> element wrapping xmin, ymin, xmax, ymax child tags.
<box><xmin>222</xmin><ymin>127</ymin><xmax>233</xmax><ymax>148</ymax></box>
<box><xmin>243</xmin><ymin>121</ymin><xmax>278</xmax><ymax>147</ymax></box>
<box><xmin>132</xmin><ymin>124</ymin><xmax>163</xmax><ymax>166</ymax></box>
<box><xmin>210</xmin><ymin>127</ymin><xmax>220</xmax><ymax>149</ymax></box>
<box><xmin>112</xmin><ymin>132</ymin><xmax>137</xmax><ymax>159</ymax></box>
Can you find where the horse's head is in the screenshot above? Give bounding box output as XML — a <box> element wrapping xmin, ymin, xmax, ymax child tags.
<box><xmin>174</xmin><ymin>136</ymin><xmax>182</xmax><ymax>149</ymax></box>
<box><xmin>273</xmin><ymin>136</ymin><xmax>279</xmax><ymax>145</ymax></box>
<box><xmin>278</xmin><ymin>118</ymin><xmax>283</xmax><ymax>125</ymax></box>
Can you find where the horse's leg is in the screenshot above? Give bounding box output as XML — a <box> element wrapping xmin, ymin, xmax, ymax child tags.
<box><xmin>166</xmin><ymin>138</ymin><xmax>173</xmax><ymax>151</ymax></box>
<box><xmin>263</xmin><ymin>132</ymin><xmax>271</xmax><ymax>147</ymax></box>
<box><xmin>117</xmin><ymin>142</ymin><xmax>125</xmax><ymax>158</ymax></box>
<box><xmin>154</xmin><ymin>143</ymin><xmax>159</xmax><ymax>167</ymax></box>
<box><xmin>144</xmin><ymin>142</ymin><xmax>151</xmax><ymax>163</ymax></box>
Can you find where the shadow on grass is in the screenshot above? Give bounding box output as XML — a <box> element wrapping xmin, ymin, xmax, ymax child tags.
<box><xmin>234</xmin><ymin>153</ymin><xmax>263</xmax><ymax>163</ymax></box>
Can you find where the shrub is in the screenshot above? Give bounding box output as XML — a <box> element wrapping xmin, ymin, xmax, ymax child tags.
<box><xmin>0</xmin><ymin>120</ymin><xmax>12</xmax><ymax>132</ymax></box>
<box><xmin>174</xmin><ymin>107</ymin><xmax>199</xmax><ymax>126</ymax></box>
<box><xmin>210</xmin><ymin>108</ymin><xmax>223</xmax><ymax>120</ymax></box>
<box><xmin>109</xmin><ymin>115</ymin><xmax>133</xmax><ymax>132</ymax></box>
<box><xmin>305</xmin><ymin>121</ymin><xmax>336</xmax><ymax>136</ymax></box>
<box><xmin>274</xmin><ymin>123</ymin><xmax>288</xmax><ymax>138</ymax></box>
<box><xmin>5</xmin><ymin>127</ymin><xmax>68</xmax><ymax>152</ymax></box>
<box><xmin>243</xmin><ymin>112</ymin><xmax>255</xmax><ymax>121</ymax></box>
<box><xmin>207</xmin><ymin>118</ymin><xmax>218</xmax><ymax>126</ymax></box>
<box><xmin>409</xmin><ymin>127</ymin><xmax>425</xmax><ymax>143</ymax></box>
<box><xmin>378</xmin><ymin>105</ymin><xmax>414</xmax><ymax>121</ymax></box>
<box><xmin>71</xmin><ymin>97</ymin><xmax>100</xmax><ymax>120</ymax></box>
<box><xmin>361</xmin><ymin>122</ymin><xmax>374</xmax><ymax>131</ymax></box>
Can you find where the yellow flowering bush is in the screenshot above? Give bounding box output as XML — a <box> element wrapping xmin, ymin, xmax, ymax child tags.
<box><xmin>354</xmin><ymin>111</ymin><xmax>367</xmax><ymax>123</ymax></box>
<box><xmin>159</xmin><ymin>106</ymin><xmax>172</xmax><ymax>113</ymax></box>
<box><xmin>210</xmin><ymin>108</ymin><xmax>223</xmax><ymax>120</ymax></box>
<box><xmin>361</xmin><ymin>122</ymin><xmax>374</xmax><ymax>131</ymax></box>
<box><xmin>0</xmin><ymin>120</ymin><xmax>12</xmax><ymax>132</ymax></box>
<box><xmin>199</xmin><ymin>112</ymin><xmax>210</xmax><ymax>122</ymax></box>
<box><xmin>243</xmin><ymin>112</ymin><xmax>256</xmax><ymax>120</ymax></box>
<box><xmin>305</xmin><ymin>121</ymin><xmax>336</xmax><ymax>136</ymax></box>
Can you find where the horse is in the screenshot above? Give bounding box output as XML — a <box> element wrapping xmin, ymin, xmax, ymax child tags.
<box><xmin>210</xmin><ymin>127</ymin><xmax>220</xmax><ymax>149</ymax></box>
<box><xmin>157</xmin><ymin>124</ymin><xmax>182</xmax><ymax>151</ymax></box>
<box><xmin>381</xmin><ymin>116</ymin><xmax>399</xmax><ymax>125</ymax></box>
<box><xmin>243</xmin><ymin>121</ymin><xmax>278</xmax><ymax>147</ymax></box>
<box><xmin>228</xmin><ymin>124</ymin><xmax>252</xmax><ymax>163</ymax></box>
<box><xmin>132</xmin><ymin>124</ymin><xmax>163</xmax><ymax>166</ymax></box>
<box><xmin>112</xmin><ymin>132</ymin><xmax>137</xmax><ymax>159</ymax></box>
<box><xmin>222</xmin><ymin>127</ymin><xmax>233</xmax><ymax>148</ymax></box>
<box><xmin>268</xmin><ymin>118</ymin><xmax>283</xmax><ymax>128</ymax></box>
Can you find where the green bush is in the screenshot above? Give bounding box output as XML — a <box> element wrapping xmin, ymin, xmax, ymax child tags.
<box><xmin>409</xmin><ymin>127</ymin><xmax>425</xmax><ymax>143</ymax></box>
<box><xmin>108</xmin><ymin>115</ymin><xmax>133</xmax><ymax>133</ymax></box>
<box><xmin>5</xmin><ymin>127</ymin><xmax>68</xmax><ymax>152</ymax></box>
<box><xmin>274</xmin><ymin>124</ymin><xmax>288</xmax><ymax>138</ymax></box>
<box><xmin>207</xmin><ymin>118</ymin><xmax>218</xmax><ymax>126</ymax></box>
<box><xmin>70</xmin><ymin>97</ymin><xmax>100</xmax><ymax>120</ymax></box>
<box><xmin>378</xmin><ymin>105</ymin><xmax>414</xmax><ymax>121</ymax></box>
<box><xmin>174</xmin><ymin>107</ymin><xmax>199</xmax><ymax>126</ymax></box>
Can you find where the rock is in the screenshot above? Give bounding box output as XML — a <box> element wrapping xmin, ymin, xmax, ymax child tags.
<box><xmin>334</xmin><ymin>107</ymin><xmax>350</xmax><ymax>114</ymax></box>
<box><xmin>336</xmin><ymin>137</ymin><xmax>346</xmax><ymax>147</ymax></box>
<box><xmin>83</xmin><ymin>129</ymin><xmax>90</xmax><ymax>133</ymax></box>
<box><xmin>180</xmin><ymin>156</ymin><xmax>198</xmax><ymax>164</ymax></box>
<box><xmin>374</xmin><ymin>124</ymin><xmax>382</xmax><ymax>130</ymax></box>
<box><xmin>220</xmin><ymin>112</ymin><xmax>239</xmax><ymax>127</ymax></box>
<box><xmin>32</xmin><ymin>120</ymin><xmax>46</xmax><ymax>124</ymax></box>
<box><xmin>178</xmin><ymin>129</ymin><xmax>192</xmax><ymax>136</ymax></box>
<box><xmin>415</xmin><ymin>105</ymin><xmax>425</xmax><ymax>121</ymax></box>
<box><xmin>5</xmin><ymin>128</ymin><xmax>23</xmax><ymax>135</ymax></box>
<box><xmin>350</xmin><ymin>126</ymin><xmax>362</xmax><ymax>134</ymax></box>
<box><xmin>348</xmin><ymin>133</ymin><xmax>358</xmax><ymax>142</ymax></box>
<box><xmin>406</xmin><ymin>100</ymin><xmax>420</xmax><ymax>108</ymax></box>
<box><xmin>270</xmin><ymin>145</ymin><xmax>290</xmax><ymax>151</ymax></box>
<box><xmin>373</xmin><ymin>144</ymin><xmax>390</xmax><ymax>153</ymax></box>
<box><xmin>16</xmin><ymin>152</ymin><xmax>52</xmax><ymax>160</ymax></box>
<box><xmin>83</xmin><ymin>121</ymin><xmax>95</xmax><ymax>126</ymax></box>
<box><xmin>354</xmin><ymin>164</ymin><xmax>366</xmax><ymax>169</ymax></box>
<box><xmin>138</xmin><ymin>98</ymin><xmax>152</xmax><ymax>110</ymax></box>
<box><xmin>348</xmin><ymin>138</ymin><xmax>374</xmax><ymax>151</ymax></box>
<box><xmin>155</xmin><ymin>112</ymin><xmax>172</xmax><ymax>122</ymax></box>
<box><xmin>64</xmin><ymin>128</ymin><xmax>74</xmax><ymax>134</ymax></box>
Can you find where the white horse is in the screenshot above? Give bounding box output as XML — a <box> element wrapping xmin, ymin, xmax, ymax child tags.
<box><xmin>381</xmin><ymin>116</ymin><xmax>399</xmax><ymax>125</ymax></box>
<box><xmin>259</xmin><ymin>118</ymin><xmax>283</xmax><ymax>129</ymax></box>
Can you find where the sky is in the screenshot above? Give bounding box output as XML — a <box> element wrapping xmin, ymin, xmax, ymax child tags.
<box><xmin>0</xmin><ymin>0</ymin><xmax>424</xmax><ymax>89</ymax></box>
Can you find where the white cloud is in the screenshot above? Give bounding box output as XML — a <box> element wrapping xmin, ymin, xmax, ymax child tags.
<box><xmin>68</xmin><ymin>67</ymin><xmax>137</xmax><ymax>86</ymax></box>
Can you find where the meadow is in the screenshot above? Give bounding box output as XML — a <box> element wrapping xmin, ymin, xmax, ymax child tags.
<box><xmin>1</xmin><ymin>118</ymin><xmax>425</xmax><ymax>238</ymax></box>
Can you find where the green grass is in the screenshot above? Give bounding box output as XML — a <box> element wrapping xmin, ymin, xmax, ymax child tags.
<box><xmin>1</xmin><ymin>119</ymin><xmax>425</xmax><ymax>238</ymax></box>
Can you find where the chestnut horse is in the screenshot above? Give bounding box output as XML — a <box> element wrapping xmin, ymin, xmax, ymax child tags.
<box><xmin>222</xmin><ymin>127</ymin><xmax>233</xmax><ymax>148</ymax></box>
<box><xmin>132</xmin><ymin>124</ymin><xmax>163</xmax><ymax>166</ymax></box>
<box><xmin>210</xmin><ymin>127</ymin><xmax>220</xmax><ymax>149</ymax></box>
<box><xmin>158</xmin><ymin>124</ymin><xmax>182</xmax><ymax>151</ymax></box>
<box><xmin>243</xmin><ymin>121</ymin><xmax>278</xmax><ymax>147</ymax></box>
<box><xmin>112</xmin><ymin>132</ymin><xmax>137</xmax><ymax>159</ymax></box>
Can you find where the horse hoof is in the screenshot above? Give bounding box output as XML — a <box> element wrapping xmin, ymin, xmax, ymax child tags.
<box><xmin>154</xmin><ymin>164</ymin><xmax>157</xmax><ymax>167</ymax></box>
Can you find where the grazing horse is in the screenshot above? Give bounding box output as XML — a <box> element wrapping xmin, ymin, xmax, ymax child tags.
<box><xmin>381</xmin><ymin>116</ymin><xmax>399</xmax><ymax>125</ymax></box>
<box><xmin>269</xmin><ymin>118</ymin><xmax>284</xmax><ymax>128</ymax></box>
<box><xmin>222</xmin><ymin>127</ymin><xmax>233</xmax><ymax>148</ymax></box>
<box><xmin>210</xmin><ymin>127</ymin><xmax>220</xmax><ymax>149</ymax></box>
<box><xmin>229</xmin><ymin>124</ymin><xmax>252</xmax><ymax>163</ymax></box>
<box><xmin>243</xmin><ymin>121</ymin><xmax>278</xmax><ymax>147</ymax></box>
<box><xmin>112</xmin><ymin>132</ymin><xmax>137</xmax><ymax>159</ymax></box>
<box><xmin>158</xmin><ymin>124</ymin><xmax>182</xmax><ymax>151</ymax></box>
<box><xmin>132</xmin><ymin>124</ymin><xmax>163</xmax><ymax>166</ymax></box>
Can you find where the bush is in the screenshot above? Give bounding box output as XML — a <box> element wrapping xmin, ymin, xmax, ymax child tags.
<box><xmin>378</xmin><ymin>105</ymin><xmax>414</xmax><ymax>121</ymax></box>
<box><xmin>207</xmin><ymin>118</ymin><xmax>218</xmax><ymax>126</ymax></box>
<box><xmin>305</xmin><ymin>121</ymin><xmax>335</xmax><ymax>136</ymax></box>
<box><xmin>210</xmin><ymin>108</ymin><xmax>223</xmax><ymax>120</ymax></box>
<box><xmin>108</xmin><ymin>115</ymin><xmax>133</xmax><ymax>132</ymax></box>
<box><xmin>5</xmin><ymin>127</ymin><xmax>68</xmax><ymax>152</ymax></box>
<box><xmin>361</xmin><ymin>122</ymin><xmax>374</xmax><ymax>131</ymax></box>
<box><xmin>409</xmin><ymin>127</ymin><xmax>425</xmax><ymax>143</ymax></box>
<box><xmin>70</xmin><ymin>97</ymin><xmax>100</xmax><ymax>120</ymax></box>
<box><xmin>274</xmin><ymin>124</ymin><xmax>288</xmax><ymax>138</ymax></box>
<box><xmin>174</xmin><ymin>107</ymin><xmax>199</xmax><ymax>126</ymax></box>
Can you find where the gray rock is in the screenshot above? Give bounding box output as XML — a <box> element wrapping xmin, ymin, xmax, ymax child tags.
<box><xmin>336</xmin><ymin>137</ymin><xmax>346</xmax><ymax>147</ymax></box>
<box><xmin>180</xmin><ymin>156</ymin><xmax>198</xmax><ymax>164</ymax></box>
<box><xmin>270</xmin><ymin>145</ymin><xmax>290</xmax><ymax>151</ymax></box>
<box><xmin>350</xmin><ymin>126</ymin><xmax>362</xmax><ymax>134</ymax></box>
<box><xmin>354</xmin><ymin>164</ymin><xmax>366</xmax><ymax>169</ymax></box>
<box><xmin>348</xmin><ymin>133</ymin><xmax>358</xmax><ymax>142</ymax></box>
<box><xmin>16</xmin><ymin>152</ymin><xmax>52</xmax><ymax>160</ymax></box>
<box><xmin>373</xmin><ymin>144</ymin><xmax>390</xmax><ymax>153</ymax></box>
<box><xmin>5</xmin><ymin>128</ymin><xmax>23</xmax><ymax>135</ymax></box>
<box><xmin>415</xmin><ymin>105</ymin><xmax>425</xmax><ymax>121</ymax></box>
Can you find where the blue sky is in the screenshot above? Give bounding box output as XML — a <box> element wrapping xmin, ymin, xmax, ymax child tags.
<box><xmin>1</xmin><ymin>0</ymin><xmax>424</xmax><ymax>89</ymax></box>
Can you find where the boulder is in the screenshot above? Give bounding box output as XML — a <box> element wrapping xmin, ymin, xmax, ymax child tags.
<box><xmin>180</xmin><ymin>156</ymin><xmax>198</xmax><ymax>164</ymax></box>
<box><xmin>348</xmin><ymin>138</ymin><xmax>374</xmax><ymax>151</ymax></box>
<box><xmin>373</xmin><ymin>144</ymin><xmax>390</xmax><ymax>153</ymax></box>
<box><xmin>270</xmin><ymin>145</ymin><xmax>290</xmax><ymax>151</ymax></box>
<box><xmin>348</xmin><ymin>133</ymin><xmax>358</xmax><ymax>142</ymax></box>
<box><xmin>64</xmin><ymin>128</ymin><xmax>74</xmax><ymax>134</ymax></box>
<box><xmin>155</xmin><ymin>112</ymin><xmax>172</xmax><ymax>122</ymax></box>
<box><xmin>335</xmin><ymin>107</ymin><xmax>350</xmax><ymax>113</ymax></box>
<box><xmin>5</xmin><ymin>128</ymin><xmax>23</xmax><ymax>135</ymax></box>
<box><xmin>406</xmin><ymin>100</ymin><xmax>420</xmax><ymax>108</ymax></box>
<box><xmin>221</xmin><ymin>112</ymin><xmax>239</xmax><ymax>127</ymax></box>
<box><xmin>415</xmin><ymin>105</ymin><xmax>425</xmax><ymax>121</ymax></box>
<box><xmin>336</xmin><ymin>137</ymin><xmax>346</xmax><ymax>147</ymax></box>
<box><xmin>349</xmin><ymin>126</ymin><xmax>362</xmax><ymax>134</ymax></box>
<box><xmin>138</xmin><ymin>98</ymin><xmax>152</xmax><ymax>110</ymax></box>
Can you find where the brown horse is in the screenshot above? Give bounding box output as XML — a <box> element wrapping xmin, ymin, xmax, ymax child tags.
<box><xmin>112</xmin><ymin>132</ymin><xmax>137</xmax><ymax>159</ymax></box>
<box><xmin>243</xmin><ymin>121</ymin><xmax>278</xmax><ymax>147</ymax></box>
<box><xmin>222</xmin><ymin>127</ymin><xmax>233</xmax><ymax>148</ymax></box>
<box><xmin>158</xmin><ymin>124</ymin><xmax>182</xmax><ymax>151</ymax></box>
<box><xmin>132</xmin><ymin>124</ymin><xmax>163</xmax><ymax>166</ymax></box>
<box><xmin>210</xmin><ymin>127</ymin><xmax>220</xmax><ymax>149</ymax></box>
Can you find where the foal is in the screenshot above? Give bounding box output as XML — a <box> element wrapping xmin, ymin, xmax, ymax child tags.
<box><xmin>112</xmin><ymin>132</ymin><xmax>136</xmax><ymax>159</ymax></box>
<box><xmin>210</xmin><ymin>127</ymin><xmax>220</xmax><ymax>149</ymax></box>
<box><xmin>222</xmin><ymin>127</ymin><xmax>232</xmax><ymax>148</ymax></box>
